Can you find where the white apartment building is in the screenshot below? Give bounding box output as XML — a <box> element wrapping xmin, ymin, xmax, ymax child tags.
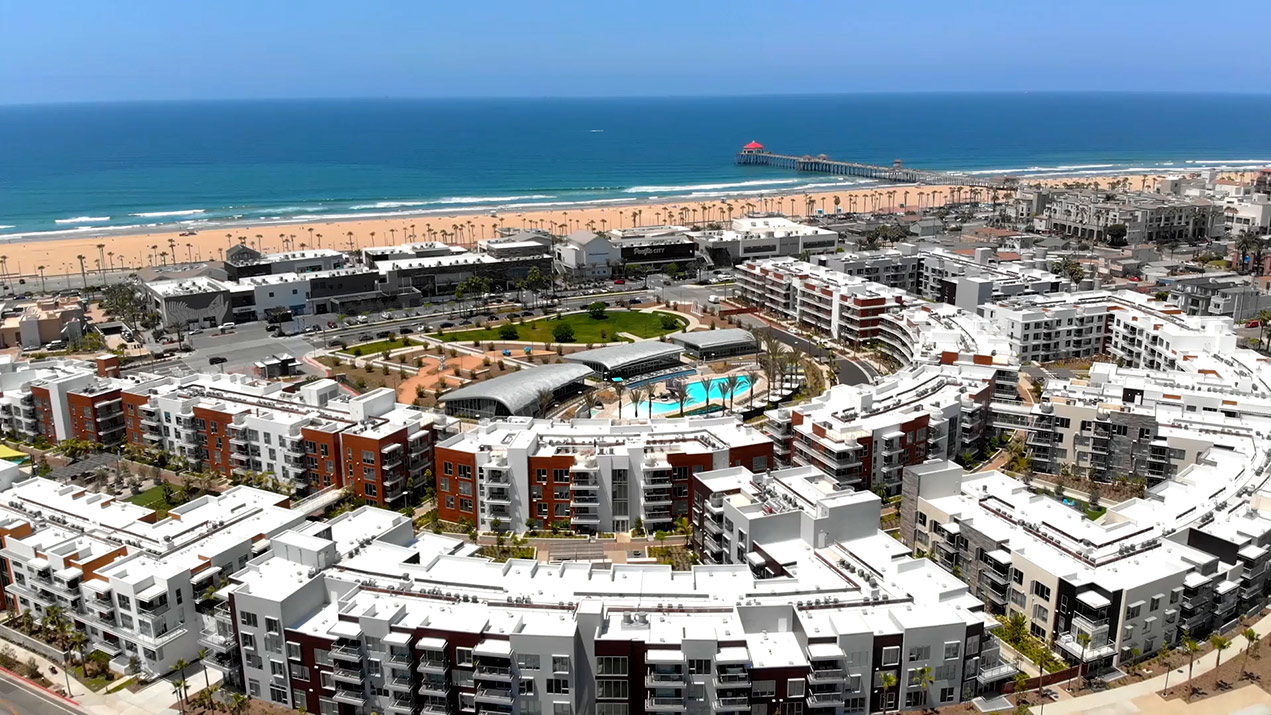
<box><xmin>902</xmin><ymin>454</ymin><xmax>1271</xmax><ymax>673</ymax></box>
<box><xmin>693</xmin><ymin>216</ymin><xmax>840</xmax><ymax>264</ymax></box>
<box><xmin>736</xmin><ymin>258</ymin><xmax>909</xmax><ymax>347</ymax></box>
<box><xmin>123</xmin><ymin>373</ymin><xmax>456</xmax><ymax>507</ymax></box>
<box><xmin>0</xmin><ymin>476</ymin><xmax>306</xmax><ymax>678</ymax></box>
<box><xmin>1027</xmin><ymin>189</ymin><xmax>1225</xmax><ymax>245</ymax></box>
<box><xmin>433</xmin><ymin>416</ymin><xmax>773</xmax><ymax>533</ymax></box>
<box><xmin>210</xmin><ymin>465</ymin><xmax>1011</xmax><ymax>715</ymax></box>
<box><xmin>763</xmin><ymin>364</ymin><xmax>1003</xmax><ymax>496</ymax></box>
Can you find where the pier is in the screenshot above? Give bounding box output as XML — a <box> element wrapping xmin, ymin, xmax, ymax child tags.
<box><xmin>736</xmin><ymin>141</ymin><xmax>1016</xmax><ymax>190</ymax></box>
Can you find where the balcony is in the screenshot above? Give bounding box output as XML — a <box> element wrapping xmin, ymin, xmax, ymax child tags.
<box><xmin>805</xmin><ymin>692</ymin><xmax>845</xmax><ymax>707</ymax></box>
<box><xmin>416</xmin><ymin>657</ymin><xmax>447</xmax><ymax>674</ymax></box>
<box><xmin>386</xmin><ymin>697</ymin><xmax>415</xmax><ymax>714</ymax></box>
<box><xmin>475</xmin><ymin>687</ymin><xmax>515</xmax><ymax>704</ymax></box>
<box><xmin>417</xmin><ymin>679</ymin><xmax>449</xmax><ymax>697</ymax></box>
<box><xmin>474</xmin><ymin>664</ymin><xmax>514</xmax><ymax>682</ymax></box>
<box><xmin>715</xmin><ymin>672</ymin><xmax>750</xmax><ymax>687</ymax></box>
<box><xmin>333</xmin><ymin>666</ymin><xmax>364</xmax><ymax>683</ymax></box>
<box><xmin>198</xmin><ymin>628</ymin><xmax>236</xmax><ymax>653</ymax></box>
<box><xmin>977</xmin><ymin>659</ymin><xmax>1019</xmax><ymax>683</ymax></box>
<box><xmin>645</xmin><ymin>696</ymin><xmax>686</xmax><ymax>711</ymax></box>
<box><xmin>807</xmin><ymin>667</ymin><xmax>845</xmax><ymax>683</ymax></box>
<box><xmin>646</xmin><ymin>670</ymin><xmax>685</xmax><ymax>687</ymax></box>
<box><xmin>332</xmin><ymin>690</ymin><xmax>366</xmax><ymax>706</ymax></box>
<box><xmin>386</xmin><ymin>675</ymin><xmax>414</xmax><ymax>691</ymax></box>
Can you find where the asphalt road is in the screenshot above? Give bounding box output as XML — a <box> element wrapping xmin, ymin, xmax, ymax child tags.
<box><xmin>0</xmin><ymin>671</ymin><xmax>83</xmax><ymax>715</ymax></box>
<box><xmin>732</xmin><ymin>311</ymin><xmax>876</xmax><ymax>386</ymax></box>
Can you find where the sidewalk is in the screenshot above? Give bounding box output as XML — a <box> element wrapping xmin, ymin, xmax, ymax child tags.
<box><xmin>1045</xmin><ymin>610</ymin><xmax>1271</xmax><ymax>714</ymax></box>
<box><xmin>0</xmin><ymin>632</ymin><xmax>219</xmax><ymax>715</ymax></box>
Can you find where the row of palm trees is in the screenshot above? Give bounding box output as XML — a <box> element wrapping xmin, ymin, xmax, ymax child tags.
<box><xmin>1234</xmin><ymin>230</ymin><xmax>1271</xmax><ymax>276</ymax></box>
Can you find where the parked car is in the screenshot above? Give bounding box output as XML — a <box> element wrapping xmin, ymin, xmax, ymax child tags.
<box><xmin>613</xmin><ymin>279</ymin><xmax>626</xmax><ymax>285</ymax></box>
<box><xmin>399</xmin><ymin>327</ymin><xmax>413</xmax><ymax>334</ymax></box>
<box><xmin>327</xmin><ymin>320</ymin><xmax>338</xmax><ymax>329</ymax></box>
<box><xmin>440</xmin><ymin>322</ymin><xmax>455</xmax><ymax>328</ymax></box>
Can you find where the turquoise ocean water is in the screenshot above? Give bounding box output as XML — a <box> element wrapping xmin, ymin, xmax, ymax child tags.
<box><xmin>1</xmin><ymin>93</ymin><xmax>1268</xmax><ymax>238</ymax></box>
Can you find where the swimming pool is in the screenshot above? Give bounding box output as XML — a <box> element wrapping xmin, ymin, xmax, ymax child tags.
<box><xmin>637</xmin><ymin>376</ymin><xmax>753</xmax><ymax>416</ymax></box>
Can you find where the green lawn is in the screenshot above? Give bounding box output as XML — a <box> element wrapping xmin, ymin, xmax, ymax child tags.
<box><xmin>437</xmin><ymin>311</ymin><xmax>685</xmax><ymax>344</ymax></box>
<box><xmin>342</xmin><ymin>338</ymin><xmax>414</xmax><ymax>355</ymax></box>
<box><xmin>127</xmin><ymin>484</ymin><xmax>206</xmax><ymax>519</ymax></box>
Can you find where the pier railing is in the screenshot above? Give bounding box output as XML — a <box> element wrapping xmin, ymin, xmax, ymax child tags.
<box><xmin>737</xmin><ymin>151</ymin><xmax>1015</xmax><ymax>190</ymax></box>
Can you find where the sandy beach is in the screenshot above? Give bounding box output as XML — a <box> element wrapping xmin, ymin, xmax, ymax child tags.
<box><xmin>0</xmin><ymin>172</ymin><xmax>1252</xmax><ymax>280</ymax></box>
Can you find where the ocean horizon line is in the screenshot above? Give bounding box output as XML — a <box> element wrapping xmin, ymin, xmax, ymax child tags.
<box><xmin>6</xmin><ymin>89</ymin><xmax>1271</xmax><ymax>109</ymax></box>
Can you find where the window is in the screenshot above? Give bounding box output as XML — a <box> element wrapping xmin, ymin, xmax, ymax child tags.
<box><xmin>269</xmin><ymin>685</ymin><xmax>288</xmax><ymax>704</ymax></box>
<box><xmin>362</xmin><ymin>450</ymin><xmax>376</xmax><ymax>464</ymax></box>
<box><xmin>117</xmin><ymin>594</ymin><xmax>132</xmax><ymax>611</ymax></box>
<box><xmin>553</xmin><ymin>704</ymin><xmax>572</xmax><ymax>715</ymax></box>
<box><xmin>1011</xmin><ymin>568</ymin><xmax>1023</xmax><ymax>585</ymax></box>
<box><xmin>688</xmin><ymin>659</ymin><xmax>711</xmax><ymax>675</ymax></box>
<box><xmin>287</xmin><ymin>642</ymin><xmax>302</xmax><ymax>660</ymax></box>
<box><xmin>908</xmin><ymin>645</ymin><xmax>929</xmax><ymax>662</ymax></box>
<box><xmin>240</xmin><ymin>611</ymin><xmax>259</xmax><ymax>628</ymax></box>
<box><xmin>319</xmin><ymin>698</ymin><xmax>337</xmax><ymax>715</ymax></box>
<box><xmin>1150</xmin><ymin>595</ymin><xmax>1162</xmax><ymax>612</ymax></box>
<box><xmin>241</xmin><ymin>633</ymin><xmax>256</xmax><ymax>651</ymax></box>
<box><xmin>881</xmin><ymin>646</ymin><xmax>900</xmax><ymax>666</ymax></box>
<box><xmin>1031</xmin><ymin>581</ymin><xmax>1051</xmax><ymax>600</ymax></box>
<box><xmin>270</xmin><ymin>660</ymin><xmax>286</xmax><ymax>678</ymax></box>
<box><xmin>1127</xmin><ymin>604</ymin><xmax>1142</xmax><ymax>620</ymax></box>
<box><xmin>787</xmin><ymin>679</ymin><xmax>805</xmax><ymax>697</ymax></box>
<box><xmin>597</xmin><ymin>680</ymin><xmax>628</xmax><ymax>699</ymax></box>
<box><xmin>518</xmin><ymin>654</ymin><xmax>541</xmax><ymax>671</ymax></box>
<box><xmin>595</xmin><ymin>656</ymin><xmax>626</xmax><ymax>675</ymax></box>
<box><xmin>752</xmin><ymin>680</ymin><xmax>775</xmax><ymax>698</ymax></box>
<box><xmin>1033</xmin><ymin>604</ymin><xmax>1049</xmax><ymax>622</ymax></box>
<box><xmin>917</xmin><ymin>512</ymin><xmax>928</xmax><ymax>526</ymax></box>
<box><xmin>248</xmin><ymin>680</ymin><xmax>261</xmax><ymax>697</ymax></box>
<box><xmin>597</xmin><ymin>705</ymin><xmax>628</xmax><ymax>715</ymax></box>
<box><xmin>940</xmin><ymin>686</ymin><xmax>956</xmax><ymax>703</ymax></box>
<box><xmin>546</xmin><ymin>678</ymin><xmax>570</xmax><ymax>694</ymax></box>
<box><xmin>320</xmin><ymin>671</ymin><xmax>333</xmax><ymax>688</ymax></box>
<box><xmin>456</xmin><ymin>648</ymin><xmax>473</xmax><ymax>666</ymax></box>
<box><xmin>290</xmin><ymin>664</ymin><xmax>310</xmax><ymax>681</ymax></box>
<box><xmin>943</xmin><ymin>641</ymin><xmax>960</xmax><ymax>660</ymax></box>
<box><xmin>266</xmin><ymin>617</ymin><xmax>281</xmax><ymax>634</ymax></box>
<box><xmin>444</xmin><ymin>462</ymin><xmax>453</xmax><ymax>475</ymax></box>
<box><xmin>439</xmin><ymin>477</ymin><xmax>450</xmax><ymax>492</ymax></box>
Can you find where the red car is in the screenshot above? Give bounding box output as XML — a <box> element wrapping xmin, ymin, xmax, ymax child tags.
<box><xmin>613</xmin><ymin>279</ymin><xmax>626</xmax><ymax>285</ymax></box>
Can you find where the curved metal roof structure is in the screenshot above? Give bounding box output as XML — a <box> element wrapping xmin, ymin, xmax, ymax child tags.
<box><xmin>670</xmin><ymin>328</ymin><xmax>758</xmax><ymax>351</ymax></box>
<box><xmin>560</xmin><ymin>341</ymin><xmax>683</xmax><ymax>372</ymax></box>
<box><xmin>437</xmin><ymin>363</ymin><xmax>594</xmax><ymax>415</ymax></box>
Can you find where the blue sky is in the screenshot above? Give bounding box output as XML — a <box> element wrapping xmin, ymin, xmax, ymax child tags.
<box><xmin>2</xmin><ymin>0</ymin><xmax>1269</xmax><ymax>104</ymax></box>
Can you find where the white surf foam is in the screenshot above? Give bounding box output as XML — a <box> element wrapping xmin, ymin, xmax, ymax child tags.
<box><xmin>625</xmin><ymin>178</ymin><xmax>803</xmax><ymax>193</ymax></box>
<box><xmin>131</xmin><ymin>209</ymin><xmax>206</xmax><ymax>218</ymax></box>
<box><xmin>54</xmin><ymin>216</ymin><xmax>110</xmax><ymax>224</ymax></box>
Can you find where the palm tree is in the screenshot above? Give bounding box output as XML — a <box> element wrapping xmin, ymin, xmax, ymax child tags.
<box><xmin>720</xmin><ymin>374</ymin><xmax>740</xmax><ymax>413</ymax></box>
<box><xmin>1161</xmin><ymin>644</ymin><xmax>1177</xmax><ymax>695</ymax></box>
<box><xmin>742</xmin><ymin>369</ymin><xmax>758</xmax><ymax>409</ymax></box>
<box><xmin>915</xmin><ymin>665</ymin><xmax>934</xmax><ymax>708</ymax></box>
<box><xmin>1212</xmin><ymin>635</ymin><xmax>1232</xmax><ymax>670</ymax></box>
<box><xmin>36</xmin><ymin>265</ymin><xmax>46</xmax><ymax>294</ymax></box>
<box><xmin>1070</xmin><ymin>632</ymin><xmax>1091</xmax><ymax>691</ymax></box>
<box><xmin>77</xmin><ymin>255</ymin><xmax>88</xmax><ymax>289</ymax></box>
<box><xmin>669</xmin><ymin>382</ymin><xmax>688</xmax><ymax>418</ymax></box>
<box><xmin>1242</xmin><ymin>628</ymin><xmax>1259</xmax><ymax>677</ymax></box>
<box><xmin>198</xmin><ymin>647</ymin><xmax>212</xmax><ymax>691</ymax></box>
<box><xmin>629</xmin><ymin>388</ymin><xmax>645</xmax><ymax>418</ymax></box>
<box><xmin>613</xmin><ymin>381</ymin><xmax>626</xmax><ymax>419</ymax></box>
<box><xmin>68</xmin><ymin>629</ymin><xmax>89</xmax><ymax>666</ymax></box>
<box><xmin>580</xmin><ymin>390</ymin><xmax>598</xmax><ymax>417</ymax></box>
<box><xmin>697</xmin><ymin>376</ymin><xmax>714</xmax><ymax>413</ymax></box>
<box><xmin>171</xmin><ymin>680</ymin><xmax>187</xmax><ymax>713</ymax></box>
<box><xmin>1184</xmin><ymin>635</ymin><xmax>1200</xmax><ymax>685</ymax></box>
<box><xmin>880</xmin><ymin>671</ymin><xmax>898</xmax><ymax>714</ymax></box>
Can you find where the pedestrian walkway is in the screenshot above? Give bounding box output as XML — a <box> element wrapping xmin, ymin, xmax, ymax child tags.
<box><xmin>0</xmin><ymin>631</ymin><xmax>220</xmax><ymax>715</ymax></box>
<box><xmin>1046</xmin><ymin>611</ymin><xmax>1271</xmax><ymax>714</ymax></box>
